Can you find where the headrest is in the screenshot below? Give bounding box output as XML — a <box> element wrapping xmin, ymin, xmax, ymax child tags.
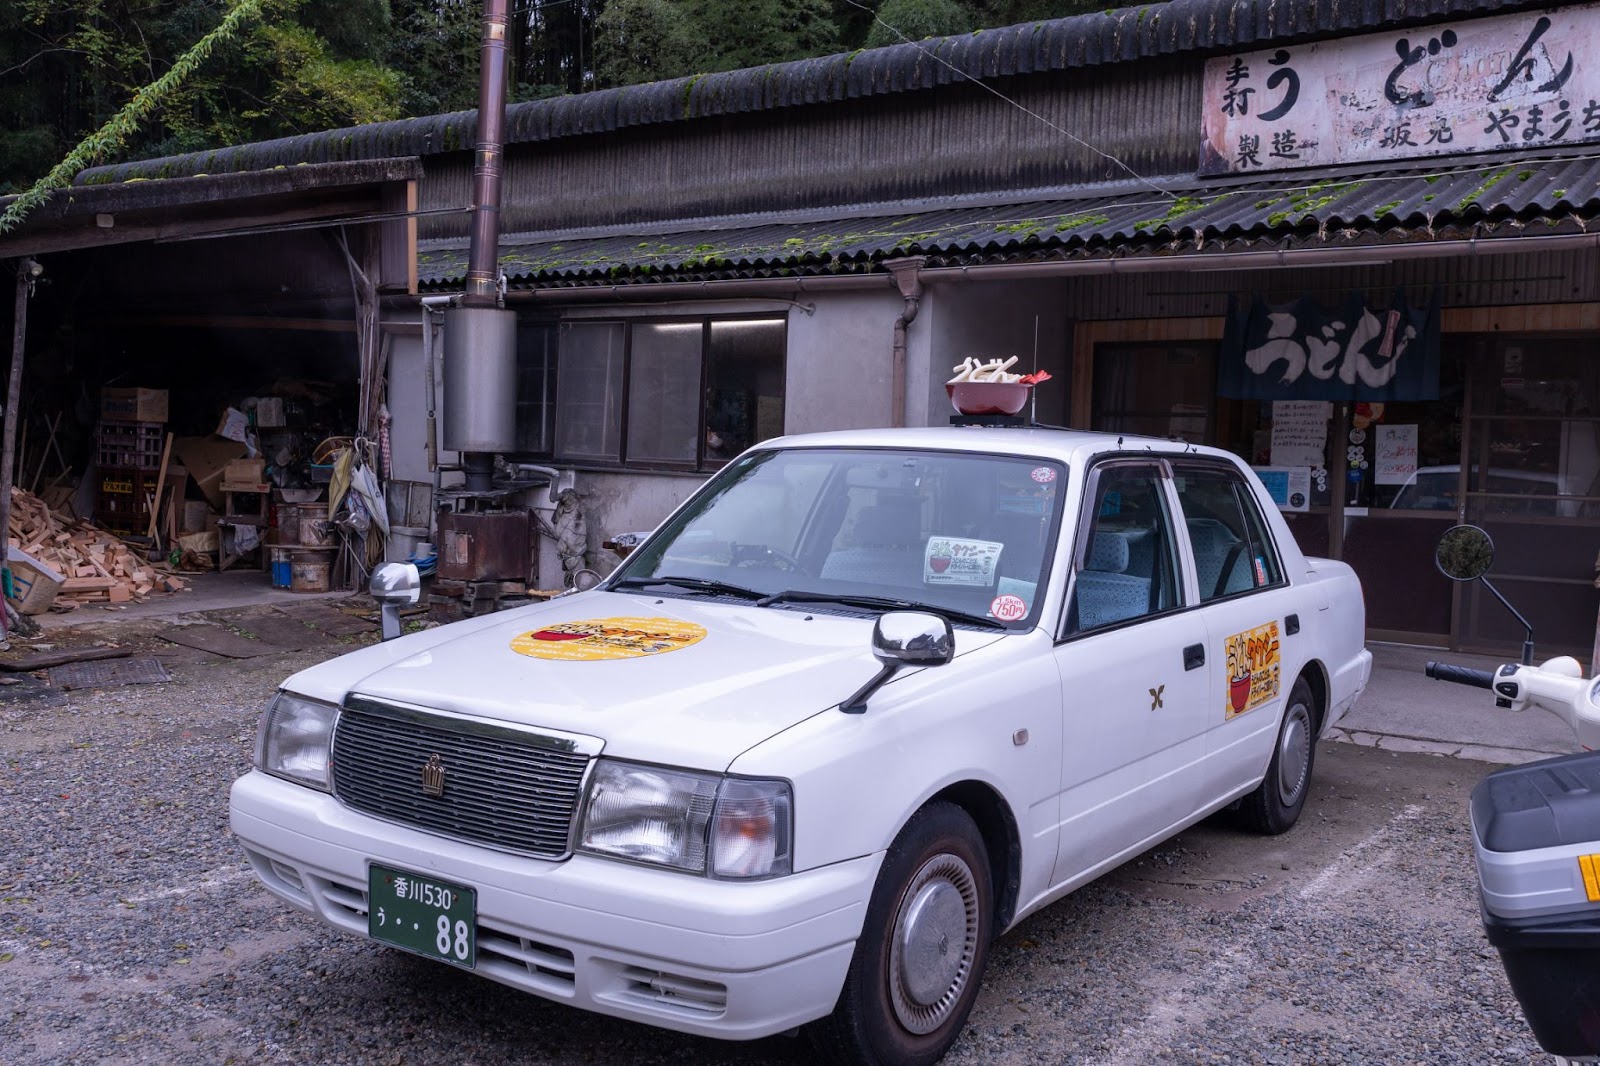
<box><xmin>1086</xmin><ymin>531</ymin><xmax>1129</xmax><ymax>573</ymax></box>
<box><xmin>853</xmin><ymin>501</ymin><xmax>921</xmax><ymax>548</ymax></box>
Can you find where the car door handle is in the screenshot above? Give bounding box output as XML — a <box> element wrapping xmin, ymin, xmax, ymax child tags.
<box><xmin>1183</xmin><ymin>643</ymin><xmax>1205</xmax><ymax>671</ymax></box>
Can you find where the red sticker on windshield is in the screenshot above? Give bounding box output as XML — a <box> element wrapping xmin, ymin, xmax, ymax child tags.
<box><xmin>1030</xmin><ymin>466</ymin><xmax>1056</xmax><ymax>483</ymax></box>
<box><xmin>989</xmin><ymin>594</ymin><xmax>1027</xmax><ymax>621</ymax></box>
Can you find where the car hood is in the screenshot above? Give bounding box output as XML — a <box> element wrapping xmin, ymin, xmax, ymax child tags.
<box><xmin>280</xmin><ymin>590</ymin><xmax>1007</xmax><ymax>769</ymax></box>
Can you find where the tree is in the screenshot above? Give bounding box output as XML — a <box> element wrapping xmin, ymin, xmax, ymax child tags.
<box><xmin>864</xmin><ymin>0</ymin><xmax>972</xmax><ymax>48</ymax></box>
<box><xmin>593</xmin><ymin>0</ymin><xmax>698</xmax><ymax>87</ymax></box>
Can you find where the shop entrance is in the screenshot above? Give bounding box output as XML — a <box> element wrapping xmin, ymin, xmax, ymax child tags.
<box><xmin>1089</xmin><ymin>332</ymin><xmax>1600</xmax><ymax>658</ymax></box>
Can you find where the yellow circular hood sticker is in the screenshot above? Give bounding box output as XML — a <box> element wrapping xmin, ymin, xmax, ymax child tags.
<box><xmin>510</xmin><ymin>617</ymin><xmax>708</xmax><ymax>661</ymax></box>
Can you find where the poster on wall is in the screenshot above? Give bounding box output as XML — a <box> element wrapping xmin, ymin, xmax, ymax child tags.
<box><xmin>1200</xmin><ymin>5</ymin><xmax>1600</xmax><ymax>174</ymax></box>
<box><xmin>1219</xmin><ymin>289</ymin><xmax>1441</xmax><ymax>402</ymax></box>
<box><xmin>1375</xmin><ymin>424</ymin><xmax>1420</xmax><ymax>485</ymax></box>
<box><xmin>1270</xmin><ymin>401</ymin><xmax>1332</xmax><ymax>467</ymax></box>
<box><xmin>1253</xmin><ymin>466</ymin><xmax>1313</xmax><ymax>512</ymax></box>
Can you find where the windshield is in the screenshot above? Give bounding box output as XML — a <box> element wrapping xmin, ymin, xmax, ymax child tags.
<box><xmin>609</xmin><ymin>447</ymin><xmax>1067</xmax><ymax>627</ymax></box>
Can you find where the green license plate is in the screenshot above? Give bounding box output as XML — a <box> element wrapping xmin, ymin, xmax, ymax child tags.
<box><xmin>368</xmin><ymin>864</ymin><xmax>476</xmax><ymax>968</ymax></box>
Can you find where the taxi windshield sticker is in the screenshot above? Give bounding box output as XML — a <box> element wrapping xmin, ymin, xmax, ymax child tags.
<box><xmin>924</xmin><ymin>536</ymin><xmax>1003</xmax><ymax>587</ymax></box>
<box><xmin>510</xmin><ymin>617</ymin><xmax>707</xmax><ymax>661</ymax></box>
<box><xmin>1224</xmin><ymin>621</ymin><xmax>1281</xmax><ymax>718</ymax></box>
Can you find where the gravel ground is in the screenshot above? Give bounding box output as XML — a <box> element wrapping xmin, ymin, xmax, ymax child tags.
<box><xmin>0</xmin><ymin>609</ymin><xmax>1553</xmax><ymax>1065</ymax></box>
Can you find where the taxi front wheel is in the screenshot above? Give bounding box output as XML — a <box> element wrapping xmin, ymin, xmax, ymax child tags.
<box><xmin>810</xmin><ymin>801</ymin><xmax>993</xmax><ymax>1066</ymax></box>
<box><xmin>1239</xmin><ymin>676</ymin><xmax>1317</xmax><ymax>835</ymax></box>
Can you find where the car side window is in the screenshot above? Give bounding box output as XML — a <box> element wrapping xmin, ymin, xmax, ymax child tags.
<box><xmin>1172</xmin><ymin>464</ymin><xmax>1283</xmax><ymax>601</ymax></box>
<box><xmin>1067</xmin><ymin>464</ymin><xmax>1179</xmax><ymax>633</ymax></box>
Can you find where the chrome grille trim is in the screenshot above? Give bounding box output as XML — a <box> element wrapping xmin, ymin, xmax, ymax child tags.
<box><xmin>331</xmin><ymin>696</ymin><xmax>601</xmax><ymax>859</ymax></box>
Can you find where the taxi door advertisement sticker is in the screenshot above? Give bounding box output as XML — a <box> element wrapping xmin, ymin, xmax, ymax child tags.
<box><xmin>510</xmin><ymin>618</ymin><xmax>708</xmax><ymax>661</ymax></box>
<box><xmin>1223</xmin><ymin>621</ymin><xmax>1280</xmax><ymax>719</ymax></box>
<box><xmin>924</xmin><ymin>536</ymin><xmax>1003</xmax><ymax>586</ymax></box>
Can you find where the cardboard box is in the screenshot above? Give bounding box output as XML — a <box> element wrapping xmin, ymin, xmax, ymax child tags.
<box><xmin>101</xmin><ymin>387</ymin><xmax>168</xmax><ymax>423</ymax></box>
<box><xmin>181</xmin><ymin>500</ymin><xmax>211</xmax><ymax>533</ymax></box>
<box><xmin>224</xmin><ymin>458</ymin><xmax>265</xmax><ymax>484</ymax></box>
<box><xmin>7</xmin><ymin>546</ymin><xmax>64</xmax><ymax>615</ymax></box>
<box><xmin>172</xmin><ymin>436</ymin><xmax>248</xmax><ymax>509</ymax></box>
<box><xmin>256</xmin><ymin>397</ymin><xmax>286</xmax><ymax>427</ymax></box>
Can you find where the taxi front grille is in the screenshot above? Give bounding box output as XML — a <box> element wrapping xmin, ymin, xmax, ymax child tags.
<box><xmin>331</xmin><ymin>697</ymin><xmax>593</xmax><ymax>859</ymax></box>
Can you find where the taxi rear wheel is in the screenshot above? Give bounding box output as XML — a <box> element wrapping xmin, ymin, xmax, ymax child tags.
<box><xmin>810</xmin><ymin>801</ymin><xmax>992</xmax><ymax>1066</ymax></box>
<box><xmin>1239</xmin><ymin>676</ymin><xmax>1317</xmax><ymax>835</ymax></box>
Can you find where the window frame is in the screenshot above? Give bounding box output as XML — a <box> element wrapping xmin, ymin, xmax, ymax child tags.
<box><xmin>1057</xmin><ymin>457</ymin><xmax>1186</xmax><ymax>642</ymax></box>
<box><xmin>510</xmin><ymin>311</ymin><xmax>787</xmax><ymax>474</ymax></box>
<box><xmin>1169</xmin><ymin>458</ymin><xmax>1289</xmax><ymax>604</ymax></box>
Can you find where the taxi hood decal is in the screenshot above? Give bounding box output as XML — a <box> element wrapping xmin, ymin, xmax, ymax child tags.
<box><xmin>510</xmin><ymin>617</ymin><xmax>708</xmax><ymax>661</ymax></box>
<box><xmin>281</xmin><ymin>590</ymin><xmax>1007</xmax><ymax>769</ymax></box>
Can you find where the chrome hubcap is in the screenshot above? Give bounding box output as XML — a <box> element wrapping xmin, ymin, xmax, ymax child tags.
<box><xmin>889</xmin><ymin>853</ymin><xmax>979</xmax><ymax>1035</ymax></box>
<box><xmin>1277</xmin><ymin>700</ymin><xmax>1312</xmax><ymax>806</ymax></box>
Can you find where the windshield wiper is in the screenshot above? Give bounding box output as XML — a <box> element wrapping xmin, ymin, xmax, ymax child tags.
<box><xmin>611</xmin><ymin>575</ymin><xmax>765</xmax><ymax>600</ymax></box>
<box><xmin>753</xmin><ymin>590</ymin><xmax>1007</xmax><ymax>629</ymax></box>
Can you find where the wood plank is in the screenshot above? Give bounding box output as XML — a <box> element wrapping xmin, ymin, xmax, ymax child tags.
<box><xmin>60</xmin><ymin>576</ymin><xmax>116</xmax><ymax>591</ymax></box>
<box><xmin>0</xmin><ymin>646</ymin><xmax>133</xmax><ymax>672</ymax></box>
<box><xmin>156</xmin><ymin>625</ymin><xmax>277</xmax><ymax>659</ymax></box>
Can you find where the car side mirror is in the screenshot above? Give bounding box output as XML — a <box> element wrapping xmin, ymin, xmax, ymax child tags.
<box><xmin>603</xmin><ymin>531</ymin><xmax>651</xmax><ymax>559</ymax></box>
<box><xmin>842</xmin><ymin>611</ymin><xmax>954</xmax><ymax>714</ymax></box>
<box><xmin>370</xmin><ymin>562</ymin><xmax>421</xmax><ymax>640</ymax></box>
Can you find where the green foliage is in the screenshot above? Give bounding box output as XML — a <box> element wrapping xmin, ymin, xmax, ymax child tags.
<box><xmin>865</xmin><ymin>0</ymin><xmax>972</xmax><ymax>47</ymax></box>
<box><xmin>2</xmin><ymin>0</ymin><xmax>269</xmax><ymax>232</ymax></box>
<box><xmin>593</xmin><ymin>0</ymin><xmax>699</xmax><ymax>86</ymax></box>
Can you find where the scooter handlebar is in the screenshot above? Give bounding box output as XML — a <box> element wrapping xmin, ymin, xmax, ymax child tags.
<box><xmin>1424</xmin><ymin>661</ymin><xmax>1497</xmax><ymax>689</ymax></box>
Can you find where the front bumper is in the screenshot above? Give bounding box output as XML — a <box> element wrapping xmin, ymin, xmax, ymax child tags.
<box><xmin>230</xmin><ymin>770</ymin><xmax>879</xmax><ymax>1040</ymax></box>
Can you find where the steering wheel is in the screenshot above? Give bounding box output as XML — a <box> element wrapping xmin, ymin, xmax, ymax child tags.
<box><xmin>731</xmin><ymin>543</ymin><xmax>802</xmax><ymax>572</ymax></box>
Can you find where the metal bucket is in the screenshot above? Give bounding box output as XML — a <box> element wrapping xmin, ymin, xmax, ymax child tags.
<box><xmin>298</xmin><ymin>502</ymin><xmax>335</xmax><ymax>547</ymax></box>
<box><xmin>289</xmin><ymin>548</ymin><xmax>333</xmax><ymax>593</ymax></box>
<box><xmin>270</xmin><ymin>547</ymin><xmax>292</xmax><ymax>589</ymax></box>
<box><xmin>277</xmin><ymin>504</ymin><xmax>301</xmax><ymax>545</ymax></box>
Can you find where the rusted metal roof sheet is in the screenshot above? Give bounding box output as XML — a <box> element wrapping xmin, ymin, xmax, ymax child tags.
<box><xmin>81</xmin><ymin>0</ymin><xmax>1546</xmax><ymax>185</ymax></box>
<box><xmin>416</xmin><ymin>156</ymin><xmax>1600</xmax><ymax>289</ymax></box>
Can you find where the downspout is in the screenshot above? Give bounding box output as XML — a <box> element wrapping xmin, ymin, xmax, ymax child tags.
<box><xmin>884</xmin><ymin>256</ymin><xmax>926</xmax><ymax>429</ymax></box>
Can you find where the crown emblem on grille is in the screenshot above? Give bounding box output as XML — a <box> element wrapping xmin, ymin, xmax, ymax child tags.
<box><xmin>421</xmin><ymin>754</ymin><xmax>446</xmax><ymax>798</ymax></box>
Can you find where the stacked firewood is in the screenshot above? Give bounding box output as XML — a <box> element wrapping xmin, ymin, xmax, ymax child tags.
<box><xmin>7</xmin><ymin>487</ymin><xmax>186</xmax><ymax>609</ymax></box>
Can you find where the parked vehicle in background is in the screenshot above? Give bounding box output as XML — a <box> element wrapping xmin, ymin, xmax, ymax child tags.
<box><xmin>232</xmin><ymin>427</ymin><xmax>1371</xmax><ymax>1065</ymax></box>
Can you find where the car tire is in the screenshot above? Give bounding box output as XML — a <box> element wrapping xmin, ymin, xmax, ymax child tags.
<box><xmin>809</xmin><ymin>801</ymin><xmax>993</xmax><ymax>1066</ymax></box>
<box><xmin>1238</xmin><ymin>676</ymin><xmax>1317</xmax><ymax>835</ymax></box>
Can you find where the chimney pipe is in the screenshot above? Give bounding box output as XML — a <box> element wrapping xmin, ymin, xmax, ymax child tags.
<box><xmin>462</xmin><ymin>0</ymin><xmax>510</xmax><ymax>308</ymax></box>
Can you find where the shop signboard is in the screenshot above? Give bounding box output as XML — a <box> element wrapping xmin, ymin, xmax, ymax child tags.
<box><xmin>1218</xmin><ymin>290</ymin><xmax>1441</xmax><ymax>402</ymax></box>
<box><xmin>1201</xmin><ymin>4</ymin><xmax>1600</xmax><ymax>174</ymax></box>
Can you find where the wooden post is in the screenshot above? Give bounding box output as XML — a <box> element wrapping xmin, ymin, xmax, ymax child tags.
<box><xmin>146</xmin><ymin>431</ymin><xmax>175</xmax><ymax>545</ymax></box>
<box><xmin>0</xmin><ymin>260</ymin><xmax>37</xmax><ymax>639</ymax></box>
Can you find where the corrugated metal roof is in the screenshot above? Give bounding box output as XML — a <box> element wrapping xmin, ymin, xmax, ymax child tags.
<box><xmin>80</xmin><ymin>0</ymin><xmax>1546</xmax><ymax>185</ymax></box>
<box><xmin>416</xmin><ymin>155</ymin><xmax>1600</xmax><ymax>289</ymax></box>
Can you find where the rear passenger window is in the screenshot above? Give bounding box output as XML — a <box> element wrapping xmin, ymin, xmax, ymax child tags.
<box><xmin>1069</xmin><ymin>464</ymin><xmax>1179</xmax><ymax>632</ymax></box>
<box><xmin>1172</xmin><ymin>465</ymin><xmax>1284</xmax><ymax>602</ymax></box>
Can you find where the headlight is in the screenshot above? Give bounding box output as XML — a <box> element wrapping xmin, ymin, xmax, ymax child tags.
<box><xmin>255</xmin><ymin>692</ymin><xmax>338</xmax><ymax>791</ymax></box>
<box><xmin>578</xmin><ymin>760</ymin><xmax>792</xmax><ymax>879</ymax></box>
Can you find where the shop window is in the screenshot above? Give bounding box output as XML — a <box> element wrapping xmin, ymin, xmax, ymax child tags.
<box><xmin>1092</xmin><ymin>343</ymin><xmax>1217</xmax><ymax>443</ymax></box>
<box><xmin>522</xmin><ymin>316</ymin><xmax>786</xmax><ymax>470</ymax></box>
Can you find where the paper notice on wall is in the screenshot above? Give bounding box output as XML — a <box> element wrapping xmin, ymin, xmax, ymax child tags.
<box><xmin>1253</xmin><ymin>466</ymin><xmax>1312</xmax><ymax>512</ymax></box>
<box><xmin>1375</xmin><ymin>423</ymin><xmax>1419</xmax><ymax>485</ymax></box>
<box><xmin>1270</xmin><ymin>401</ymin><xmax>1332</xmax><ymax>468</ymax></box>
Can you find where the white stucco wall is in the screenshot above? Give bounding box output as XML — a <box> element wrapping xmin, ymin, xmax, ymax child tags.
<box><xmin>908</xmin><ymin>278</ymin><xmax>1072</xmax><ymax>427</ymax></box>
<box><xmin>784</xmin><ymin>287</ymin><xmax>903</xmax><ymax>432</ymax></box>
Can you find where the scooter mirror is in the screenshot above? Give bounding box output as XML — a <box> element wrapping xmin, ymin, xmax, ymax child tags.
<box><xmin>1435</xmin><ymin>524</ymin><xmax>1495</xmax><ymax>582</ymax></box>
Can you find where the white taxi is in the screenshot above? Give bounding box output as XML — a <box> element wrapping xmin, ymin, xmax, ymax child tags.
<box><xmin>231</xmin><ymin>427</ymin><xmax>1371</xmax><ymax>1066</ymax></box>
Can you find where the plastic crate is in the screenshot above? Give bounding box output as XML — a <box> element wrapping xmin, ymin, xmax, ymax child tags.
<box><xmin>97</xmin><ymin>421</ymin><xmax>165</xmax><ymax>470</ymax></box>
<box><xmin>95</xmin><ymin>465</ymin><xmax>158</xmax><ymax>531</ymax></box>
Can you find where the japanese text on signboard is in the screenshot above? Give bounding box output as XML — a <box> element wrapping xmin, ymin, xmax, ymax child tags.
<box><xmin>1201</xmin><ymin>5</ymin><xmax>1600</xmax><ymax>173</ymax></box>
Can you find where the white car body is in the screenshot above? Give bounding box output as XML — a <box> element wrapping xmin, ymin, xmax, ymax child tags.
<box><xmin>231</xmin><ymin>427</ymin><xmax>1371</xmax><ymax>1046</ymax></box>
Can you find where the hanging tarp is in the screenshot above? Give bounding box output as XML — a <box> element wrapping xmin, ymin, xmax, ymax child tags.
<box><xmin>1219</xmin><ymin>289</ymin><xmax>1441</xmax><ymax>401</ymax></box>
